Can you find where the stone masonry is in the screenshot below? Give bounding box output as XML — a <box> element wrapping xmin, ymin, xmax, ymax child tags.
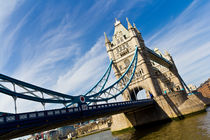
<box><xmin>104</xmin><ymin>18</ymin><xmax>208</xmax><ymax>132</ymax></box>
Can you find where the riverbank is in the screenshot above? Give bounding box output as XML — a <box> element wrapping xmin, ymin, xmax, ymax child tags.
<box><xmin>68</xmin><ymin>128</ymin><xmax>110</xmax><ymax>139</ymax></box>
<box><xmin>74</xmin><ymin>107</ymin><xmax>210</xmax><ymax>140</ymax></box>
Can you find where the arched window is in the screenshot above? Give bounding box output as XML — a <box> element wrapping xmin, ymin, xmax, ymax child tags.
<box><xmin>117</xmin><ymin>39</ymin><xmax>120</xmax><ymax>44</ymax></box>
<box><xmin>139</xmin><ymin>70</ymin><xmax>142</xmax><ymax>75</ymax></box>
<box><xmin>123</xmin><ymin>35</ymin><xmax>127</xmax><ymax>39</ymax></box>
<box><xmin>119</xmin><ymin>65</ymin><xmax>122</xmax><ymax>70</ymax></box>
<box><xmin>120</xmin><ymin>37</ymin><xmax>124</xmax><ymax>42</ymax></box>
<box><xmin>141</xmin><ymin>69</ymin><xmax>144</xmax><ymax>74</ymax></box>
<box><xmin>124</xmin><ymin>59</ymin><xmax>130</xmax><ymax>68</ymax></box>
<box><xmin>125</xmin><ymin>43</ymin><xmax>129</xmax><ymax>48</ymax></box>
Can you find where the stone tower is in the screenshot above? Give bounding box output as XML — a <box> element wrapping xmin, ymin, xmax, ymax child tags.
<box><xmin>104</xmin><ymin>18</ymin><xmax>185</xmax><ymax>100</ymax></box>
<box><xmin>104</xmin><ymin>18</ymin><xmax>206</xmax><ymax>133</ymax></box>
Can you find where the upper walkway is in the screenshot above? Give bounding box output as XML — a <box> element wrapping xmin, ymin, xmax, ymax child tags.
<box><xmin>146</xmin><ymin>47</ymin><xmax>172</xmax><ymax>68</ymax></box>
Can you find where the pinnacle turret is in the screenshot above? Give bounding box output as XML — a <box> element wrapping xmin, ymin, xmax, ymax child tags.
<box><xmin>126</xmin><ymin>17</ymin><xmax>133</xmax><ymax>29</ymax></box>
<box><xmin>104</xmin><ymin>32</ymin><xmax>110</xmax><ymax>44</ymax></box>
<box><xmin>114</xmin><ymin>18</ymin><xmax>121</xmax><ymax>26</ymax></box>
<box><xmin>164</xmin><ymin>50</ymin><xmax>170</xmax><ymax>56</ymax></box>
<box><xmin>133</xmin><ymin>23</ymin><xmax>140</xmax><ymax>34</ymax></box>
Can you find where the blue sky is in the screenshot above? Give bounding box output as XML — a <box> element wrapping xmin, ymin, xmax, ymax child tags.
<box><xmin>0</xmin><ymin>0</ymin><xmax>210</xmax><ymax>113</ymax></box>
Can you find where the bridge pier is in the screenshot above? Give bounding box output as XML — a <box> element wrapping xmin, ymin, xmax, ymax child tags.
<box><xmin>111</xmin><ymin>91</ymin><xmax>207</xmax><ymax>132</ymax></box>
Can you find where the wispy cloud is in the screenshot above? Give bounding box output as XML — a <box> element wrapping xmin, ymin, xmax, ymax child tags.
<box><xmin>0</xmin><ymin>0</ymin><xmax>22</xmax><ymax>31</ymax></box>
<box><xmin>13</xmin><ymin>16</ymin><xmax>81</xmax><ymax>87</ymax></box>
<box><xmin>53</xmin><ymin>36</ymin><xmax>109</xmax><ymax>94</ymax></box>
<box><xmin>0</xmin><ymin>0</ymin><xmax>114</xmax><ymax>113</ymax></box>
<box><xmin>146</xmin><ymin>0</ymin><xmax>210</xmax><ymax>86</ymax></box>
<box><xmin>1</xmin><ymin>0</ymin><xmax>209</xmax><ymax>115</ymax></box>
<box><xmin>0</xmin><ymin>0</ymin><xmax>24</xmax><ymax>71</ymax></box>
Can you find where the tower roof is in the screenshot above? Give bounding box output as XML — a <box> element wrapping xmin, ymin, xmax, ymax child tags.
<box><xmin>114</xmin><ymin>18</ymin><xmax>121</xmax><ymax>26</ymax></box>
<box><xmin>104</xmin><ymin>32</ymin><xmax>110</xmax><ymax>43</ymax></box>
<box><xmin>133</xmin><ymin>23</ymin><xmax>140</xmax><ymax>34</ymax></box>
<box><xmin>164</xmin><ymin>50</ymin><xmax>170</xmax><ymax>56</ymax></box>
<box><xmin>126</xmin><ymin>17</ymin><xmax>133</xmax><ymax>29</ymax></box>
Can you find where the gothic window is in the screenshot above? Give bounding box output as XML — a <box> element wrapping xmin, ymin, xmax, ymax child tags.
<box><xmin>117</xmin><ymin>39</ymin><xmax>120</xmax><ymax>44</ymax></box>
<box><xmin>122</xmin><ymin>45</ymin><xmax>126</xmax><ymax>50</ymax></box>
<box><xmin>119</xmin><ymin>46</ymin><xmax>122</xmax><ymax>51</ymax></box>
<box><xmin>119</xmin><ymin>65</ymin><xmax>122</xmax><ymax>70</ymax></box>
<box><xmin>111</xmin><ymin>43</ymin><xmax>114</xmax><ymax>47</ymax></box>
<box><xmin>176</xmin><ymin>86</ymin><xmax>180</xmax><ymax>91</ymax></box>
<box><xmin>124</xmin><ymin>59</ymin><xmax>130</xmax><ymax>68</ymax></box>
<box><xmin>136</xmin><ymin>72</ymin><xmax>140</xmax><ymax>77</ymax></box>
<box><xmin>141</xmin><ymin>69</ymin><xmax>144</xmax><ymax>74</ymax></box>
<box><xmin>116</xmin><ymin>48</ymin><xmax>119</xmax><ymax>53</ymax></box>
<box><xmin>120</xmin><ymin>37</ymin><xmax>124</xmax><ymax>42</ymax></box>
<box><xmin>168</xmin><ymin>77</ymin><xmax>171</xmax><ymax>81</ymax></box>
<box><xmin>123</xmin><ymin>35</ymin><xmax>127</xmax><ymax>39</ymax></box>
<box><xmin>121</xmin><ymin>44</ymin><xmax>124</xmax><ymax>50</ymax></box>
<box><xmin>125</xmin><ymin>43</ymin><xmax>129</xmax><ymax>48</ymax></box>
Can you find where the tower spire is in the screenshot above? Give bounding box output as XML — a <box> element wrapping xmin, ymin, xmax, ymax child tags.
<box><xmin>104</xmin><ymin>32</ymin><xmax>110</xmax><ymax>44</ymax></box>
<box><xmin>133</xmin><ymin>23</ymin><xmax>140</xmax><ymax>33</ymax></box>
<box><xmin>164</xmin><ymin>50</ymin><xmax>170</xmax><ymax>56</ymax></box>
<box><xmin>114</xmin><ymin>18</ymin><xmax>121</xmax><ymax>26</ymax></box>
<box><xmin>126</xmin><ymin>17</ymin><xmax>133</xmax><ymax>29</ymax></box>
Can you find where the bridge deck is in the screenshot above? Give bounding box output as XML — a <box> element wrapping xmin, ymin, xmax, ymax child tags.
<box><xmin>0</xmin><ymin>99</ymin><xmax>154</xmax><ymax>139</ymax></box>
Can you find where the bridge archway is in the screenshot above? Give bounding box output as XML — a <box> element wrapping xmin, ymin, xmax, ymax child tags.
<box><xmin>136</xmin><ymin>89</ymin><xmax>147</xmax><ymax>99</ymax></box>
<box><xmin>123</xmin><ymin>84</ymin><xmax>152</xmax><ymax>101</ymax></box>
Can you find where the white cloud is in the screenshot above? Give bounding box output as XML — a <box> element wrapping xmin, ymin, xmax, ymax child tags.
<box><xmin>53</xmin><ymin>36</ymin><xmax>110</xmax><ymax>95</ymax></box>
<box><xmin>146</xmin><ymin>0</ymin><xmax>210</xmax><ymax>86</ymax></box>
<box><xmin>0</xmin><ymin>0</ymin><xmax>24</xmax><ymax>71</ymax></box>
<box><xmin>1</xmin><ymin>0</ymin><xmax>210</xmax><ymax>115</ymax></box>
<box><xmin>0</xmin><ymin>0</ymin><xmax>22</xmax><ymax>31</ymax></box>
<box><xmin>12</xmin><ymin>14</ymin><xmax>82</xmax><ymax>87</ymax></box>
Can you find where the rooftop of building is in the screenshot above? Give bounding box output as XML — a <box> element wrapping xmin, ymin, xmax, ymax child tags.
<box><xmin>198</xmin><ymin>78</ymin><xmax>210</xmax><ymax>88</ymax></box>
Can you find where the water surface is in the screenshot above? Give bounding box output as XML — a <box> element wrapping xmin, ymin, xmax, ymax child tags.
<box><xmin>77</xmin><ymin>107</ymin><xmax>210</xmax><ymax>140</ymax></box>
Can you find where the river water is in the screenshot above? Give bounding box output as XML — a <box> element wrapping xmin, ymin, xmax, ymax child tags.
<box><xmin>77</xmin><ymin>107</ymin><xmax>210</xmax><ymax>140</ymax></box>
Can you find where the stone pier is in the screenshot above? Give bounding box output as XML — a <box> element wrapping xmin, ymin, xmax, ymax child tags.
<box><xmin>111</xmin><ymin>91</ymin><xmax>208</xmax><ymax>132</ymax></box>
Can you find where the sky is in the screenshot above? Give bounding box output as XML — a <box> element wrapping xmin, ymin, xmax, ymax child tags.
<box><xmin>0</xmin><ymin>0</ymin><xmax>210</xmax><ymax>113</ymax></box>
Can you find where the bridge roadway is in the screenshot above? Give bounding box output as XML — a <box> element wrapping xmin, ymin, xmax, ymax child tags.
<box><xmin>0</xmin><ymin>99</ymin><xmax>154</xmax><ymax>139</ymax></box>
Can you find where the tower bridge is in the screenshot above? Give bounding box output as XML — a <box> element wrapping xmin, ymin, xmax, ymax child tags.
<box><xmin>0</xmin><ymin>18</ymin><xmax>209</xmax><ymax>139</ymax></box>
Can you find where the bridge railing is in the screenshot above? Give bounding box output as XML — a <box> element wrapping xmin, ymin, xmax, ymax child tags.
<box><xmin>0</xmin><ymin>99</ymin><xmax>152</xmax><ymax>125</ymax></box>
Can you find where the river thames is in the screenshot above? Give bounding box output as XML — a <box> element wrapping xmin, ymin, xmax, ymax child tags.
<box><xmin>77</xmin><ymin>107</ymin><xmax>210</xmax><ymax>140</ymax></box>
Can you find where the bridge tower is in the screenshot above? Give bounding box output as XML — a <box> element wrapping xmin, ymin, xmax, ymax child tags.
<box><xmin>104</xmin><ymin>18</ymin><xmax>206</xmax><ymax>132</ymax></box>
<box><xmin>105</xmin><ymin>18</ymin><xmax>184</xmax><ymax>100</ymax></box>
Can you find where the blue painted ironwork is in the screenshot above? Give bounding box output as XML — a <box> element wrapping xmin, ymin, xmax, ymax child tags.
<box><xmin>0</xmin><ymin>47</ymin><xmax>138</xmax><ymax>109</ymax></box>
<box><xmin>0</xmin><ymin>74</ymin><xmax>74</xmax><ymax>99</ymax></box>
<box><xmin>65</xmin><ymin>47</ymin><xmax>138</xmax><ymax>106</ymax></box>
<box><xmin>0</xmin><ymin>87</ymin><xmax>72</xmax><ymax>104</ymax></box>
<box><xmin>84</xmin><ymin>60</ymin><xmax>113</xmax><ymax>96</ymax></box>
<box><xmin>86</xmin><ymin>47</ymin><xmax>138</xmax><ymax>103</ymax></box>
<box><xmin>178</xmin><ymin>74</ymin><xmax>191</xmax><ymax>93</ymax></box>
<box><xmin>65</xmin><ymin>60</ymin><xmax>113</xmax><ymax>107</ymax></box>
<box><xmin>0</xmin><ymin>74</ymin><xmax>75</xmax><ymax>106</ymax></box>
